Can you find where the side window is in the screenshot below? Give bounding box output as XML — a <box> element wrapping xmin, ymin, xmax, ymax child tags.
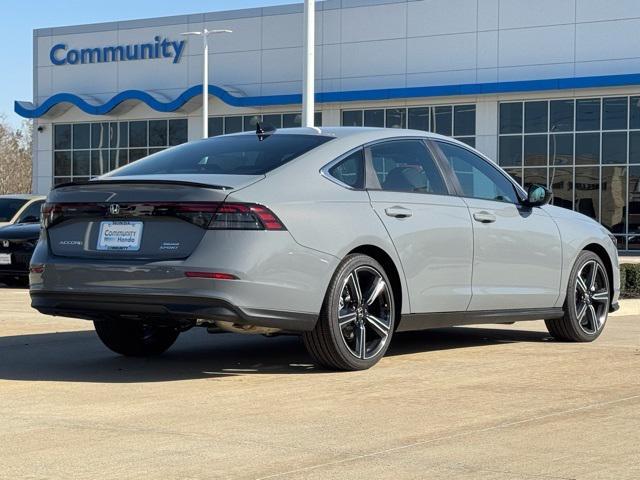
<box><xmin>369</xmin><ymin>140</ymin><xmax>448</xmax><ymax>194</ymax></box>
<box><xmin>17</xmin><ymin>201</ymin><xmax>43</xmax><ymax>223</ymax></box>
<box><xmin>328</xmin><ymin>149</ymin><xmax>365</xmax><ymax>189</ymax></box>
<box><xmin>437</xmin><ymin>142</ymin><xmax>519</xmax><ymax>204</ymax></box>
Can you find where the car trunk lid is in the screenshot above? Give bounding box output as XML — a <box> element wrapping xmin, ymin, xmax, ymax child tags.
<box><xmin>45</xmin><ymin>176</ymin><xmax>262</xmax><ymax>260</ymax></box>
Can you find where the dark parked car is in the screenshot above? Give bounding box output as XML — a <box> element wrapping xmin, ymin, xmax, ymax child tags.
<box><xmin>0</xmin><ymin>222</ymin><xmax>42</xmax><ymax>287</ymax></box>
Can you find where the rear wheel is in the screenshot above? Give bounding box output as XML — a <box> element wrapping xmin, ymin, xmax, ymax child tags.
<box><xmin>303</xmin><ymin>254</ymin><xmax>395</xmax><ymax>371</ymax></box>
<box><xmin>93</xmin><ymin>318</ymin><xmax>179</xmax><ymax>356</ymax></box>
<box><xmin>545</xmin><ymin>251</ymin><xmax>610</xmax><ymax>342</ymax></box>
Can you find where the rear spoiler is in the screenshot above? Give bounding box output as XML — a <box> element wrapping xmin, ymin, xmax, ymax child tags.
<box><xmin>53</xmin><ymin>179</ymin><xmax>233</xmax><ymax>191</ymax></box>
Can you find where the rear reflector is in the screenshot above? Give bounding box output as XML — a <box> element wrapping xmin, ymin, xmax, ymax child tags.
<box><xmin>184</xmin><ymin>271</ymin><xmax>239</xmax><ymax>280</ymax></box>
<box><xmin>30</xmin><ymin>265</ymin><xmax>44</xmax><ymax>274</ymax></box>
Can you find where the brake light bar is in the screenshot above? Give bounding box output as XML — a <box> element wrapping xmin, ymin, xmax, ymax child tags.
<box><xmin>184</xmin><ymin>271</ymin><xmax>238</xmax><ymax>280</ymax></box>
<box><xmin>41</xmin><ymin>202</ymin><xmax>286</xmax><ymax>231</ymax></box>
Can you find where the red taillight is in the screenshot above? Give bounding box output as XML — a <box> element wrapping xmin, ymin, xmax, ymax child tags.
<box><xmin>185</xmin><ymin>271</ymin><xmax>238</xmax><ymax>280</ymax></box>
<box><xmin>41</xmin><ymin>201</ymin><xmax>285</xmax><ymax>231</ymax></box>
<box><xmin>30</xmin><ymin>265</ymin><xmax>44</xmax><ymax>274</ymax></box>
<box><xmin>207</xmin><ymin>203</ymin><xmax>286</xmax><ymax>231</ymax></box>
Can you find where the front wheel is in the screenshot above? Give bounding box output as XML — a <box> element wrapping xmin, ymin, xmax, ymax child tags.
<box><xmin>94</xmin><ymin>318</ymin><xmax>180</xmax><ymax>356</ymax></box>
<box><xmin>545</xmin><ymin>251</ymin><xmax>610</xmax><ymax>342</ymax></box>
<box><xmin>303</xmin><ymin>254</ymin><xmax>396</xmax><ymax>371</ymax></box>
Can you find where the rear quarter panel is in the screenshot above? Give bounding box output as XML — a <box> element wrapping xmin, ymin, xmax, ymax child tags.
<box><xmin>229</xmin><ymin>137</ymin><xmax>412</xmax><ymax>314</ymax></box>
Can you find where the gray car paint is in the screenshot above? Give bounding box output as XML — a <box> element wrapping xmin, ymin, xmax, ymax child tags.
<box><xmin>30</xmin><ymin>127</ymin><xmax>620</xmax><ymax>331</ymax></box>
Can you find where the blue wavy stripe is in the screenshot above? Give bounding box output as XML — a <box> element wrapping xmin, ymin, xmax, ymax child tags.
<box><xmin>15</xmin><ymin>72</ymin><xmax>640</xmax><ymax>118</ymax></box>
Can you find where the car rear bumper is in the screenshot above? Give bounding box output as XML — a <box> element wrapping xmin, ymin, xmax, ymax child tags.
<box><xmin>30</xmin><ymin>291</ymin><xmax>318</xmax><ymax>331</ymax></box>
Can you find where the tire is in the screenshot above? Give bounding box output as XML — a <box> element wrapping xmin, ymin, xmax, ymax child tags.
<box><xmin>93</xmin><ymin>318</ymin><xmax>180</xmax><ymax>356</ymax></box>
<box><xmin>303</xmin><ymin>254</ymin><xmax>396</xmax><ymax>371</ymax></box>
<box><xmin>545</xmin><ymin>250</ymin><xmax>610</xmax><ymax>342</ymax></box>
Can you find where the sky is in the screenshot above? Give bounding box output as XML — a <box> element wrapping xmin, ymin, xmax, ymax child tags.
<box><xmin>0</xmin><ymin>0</ymin><xmax>296</xmax><ymax>128</ymax></box>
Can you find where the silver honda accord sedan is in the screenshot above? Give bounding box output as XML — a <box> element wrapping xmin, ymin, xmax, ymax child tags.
<box><xmin>30</xmin><ymin>127</ymin><xmax>620</xmax><ymax>370</ymax></box>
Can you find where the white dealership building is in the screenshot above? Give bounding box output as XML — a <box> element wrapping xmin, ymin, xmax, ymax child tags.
<box><xmin>16</xmin><ymin>0</ymin><xmax>640</xmax><ymax>250</ymax></box>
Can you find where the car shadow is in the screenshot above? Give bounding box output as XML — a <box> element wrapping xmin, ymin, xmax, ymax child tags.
<box><xmin>0</xmin><ymin>325</ymin><xmax>553</xmax><ymax>384</ymax></box>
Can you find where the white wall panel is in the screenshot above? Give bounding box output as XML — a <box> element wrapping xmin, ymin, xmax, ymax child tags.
<box><xmin>261</xmin><ymin>13</ymin><xmax>303</xmax><ymax>49</ymax></box>
<box><xmin>407</xmin><ymin>0</ymin><xmax>477</xmax><ymax>37</ymax></box>
<box><xmin>340</xmin><ymin>39</ymin><xmax>406</xmax><ymax>77</ymax></box>
<box><xmin>477</xmin><ymin>31</ymin><xmax>498</xmax><ymax>69</ymax></box>
<box><xmin>262</xmin><ymin>48</ymin><xmax>303</xmax><ymax>83</ymax></box>
<box><xmin>407</xmin><ymin>33</ymin><xmax>476</xmax><ymax>73</ymax></box>
<box><xmin>576</xmin><ymin>0</ymin><xmax>640</xmax><ymax>23</ymax></box>
<box><xmin>341</xmin><ymin>3</ymin><xmax>406</xmax><ymax>42</ymax></box>
<box><xmin>499</xmin><ymin>0</ymin><xmax>575</xmax><ymax>29</ymax></box>
<box><xmin>477</xmin><ymin>0</ymin><xmax>499</xmax><ymax>31</ymax></box>
<box><xmin>205</xmin><ymin>17</ymin><xmax>261</xmax><ymax>54</ymax></box>
<box><xmin>576</xmin><ymin>19</ymin><xmax>640</xmax><ymax>62</ymax></box>
<box><xmin>499</xmin><ymin>25</ymin><xmax>574</xmax><ymax>67</ymax></box>
<box><xmin>202</xmin><ymin>50</ymin><xmax>262</xmax><ymax>86</ymax></box>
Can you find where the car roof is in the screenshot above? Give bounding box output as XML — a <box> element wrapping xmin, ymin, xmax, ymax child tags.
<box><xmin>232</xmin><ymin>126</ymin><xmax>450</xmax><ymax>141</ymax></box>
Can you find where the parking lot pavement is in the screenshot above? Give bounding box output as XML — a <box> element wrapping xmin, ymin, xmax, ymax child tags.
<box><xmin>0</xmin><ymin>287</ymin><xmax>638</xmax><ymax>480</ymax></box>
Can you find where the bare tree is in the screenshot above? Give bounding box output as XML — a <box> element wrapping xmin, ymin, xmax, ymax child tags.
<box><xmin>0</xmin><ymin>115</ymin><xmax>33</xmax><ymax>194</ymax></box>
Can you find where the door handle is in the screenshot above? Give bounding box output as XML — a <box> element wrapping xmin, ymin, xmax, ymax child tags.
<box><xmin>385</xmin><ymin>206</ymin><xmax>413</xmax><ymax>218</ymax></box>
<box><xmin>472</xmin><ymin>211</ymin><xmax>496</xmax><ymax>223</ymax></box>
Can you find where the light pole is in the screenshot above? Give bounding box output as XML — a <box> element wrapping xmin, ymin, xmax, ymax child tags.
<box><xmin>302</xmin><ymin>0</ymin><xmax>315</xmax><ymax>128</ymax></box>
<box><xmin>181</xmin><ymin>28</ymin><xmax>232</xmax><ymax>138</ymax></box>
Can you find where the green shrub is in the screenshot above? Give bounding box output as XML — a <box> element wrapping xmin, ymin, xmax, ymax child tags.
<box><xmin>620</xmin><ymin>263</ymin><xmax>640</xmax><ymax>298</ymax></box>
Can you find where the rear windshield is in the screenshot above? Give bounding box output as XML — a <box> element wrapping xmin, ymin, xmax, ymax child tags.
<box><xmin>0</xmin><ymin>198</ymin><xmax>27</xmax><ymax>222</ymax></box>
<box><xmin>107</xmin><ymin>134</ymin><xmax>333</xmax><ymax>176</ymax></box>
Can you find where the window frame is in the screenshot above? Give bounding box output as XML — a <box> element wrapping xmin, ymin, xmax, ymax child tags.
<box><xmin>431</xmin><ymin>139</ymin><xmax>527</xmax><ymax>206</ymax></box>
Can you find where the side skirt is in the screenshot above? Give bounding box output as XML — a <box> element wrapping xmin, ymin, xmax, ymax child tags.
<box><xmin>397</xmin><ymin>308</ymin><xmax>564</xmax><ymax>332</ymax></box>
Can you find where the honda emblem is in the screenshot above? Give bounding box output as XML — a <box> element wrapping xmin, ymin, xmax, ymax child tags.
<box><xmin>109</xmin><ymin>204</ymin><xmax>121</xmax><ymax>215</ymax></box>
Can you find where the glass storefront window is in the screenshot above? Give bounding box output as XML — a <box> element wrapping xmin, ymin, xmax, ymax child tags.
<box><xmin>575</xmin><ymin>133</ymin><xmax>600</xmax><ymax>165</ymax></box>
<box><xmin>364</xmin><ymin>109</ymin><xmax>384</xmax><ymax>127</ymax></box>
<box><xmin>432</xmin><ymin>106</ymin><xmax>452</xmax><ymax>136</ymax></box>
<box><xmin>208</xmin><ymin>111</ymin><xmax>323</xmax><ymax>138</ymax></box>
<box><xmin>574</xmin><ymin>166</ymin><xmax>599</xmax><ymax>220</ymax></box>
<box><xmin>549</xmin><ymin>167</ymin><xmax>573</xmax><ymax>209</ymax></box>
<box><xmin>576</xmin><ymin>98</ymin><xmax>600</xmax><ymax>131</ymax></box>
<box><xmin>524</xmin><ymin>101</ymin><xmax>548</xmax><ymax>133</ymax></box>
<box><xmin>603</xmin><ymin>97</ymin><xmax>628</xmax><ymax>130</ymax></box>
<box><xmin>523</xmin><ymin>135</ymin><xmax>547</xmax><ymax>167</ymax></box>
<box><xmin>550</xmin><ymin>99</ymin><xmax>574</xmax><ymax>132</ymax></box>
<box><xmin>499</xmin><ymin>95</ymin><xmax>640</xmax><ymax>249</ymax></box>
<box><xmin>408</xmin><ymin>107</ymin><xmax>429</xmax><ymax>131</ymax></box>
<box><xmin>523</xmin><ymin>167</ymin><xmax>547</xmax><ymax>190</ymax></box>
<box><xmin>601</xmin><ymin>166</ymin><xmax>627</xmax><ymax>233</ymax></box>
<box><xmin>341</xmin><ymin>104</ymin><xmax>475</xmax><ymax>144</ymax></box>
<box><xmin>53</xmin><ymin>118</ymin><xmax>188</xmax><ymax>183</ymax></box>
<box><xmin>499</xmin><ymin>103</ymin><xmax>522</xmax><ymax>134</ymax></box>
<box><xmin>499</xmin><ymin>136</ymin><xmax>522</xmax><ymax>166</ymax></box>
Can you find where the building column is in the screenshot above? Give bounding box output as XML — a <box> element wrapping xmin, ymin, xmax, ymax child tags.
<box><xmin>475</xmin><ymin>98</ymin><xmax>498</xmax><ymax>162</ymax></box>
<box><xmin>321</xmin><ymin>107</ymin><xmax>341</xmax><ymax>127</ymax></box>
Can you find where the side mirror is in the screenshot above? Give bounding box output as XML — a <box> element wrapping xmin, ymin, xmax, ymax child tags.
<box><xmin>524</xmin><ymin>184</ymin><xmax>552</xmax><ymax>207</ymax></box>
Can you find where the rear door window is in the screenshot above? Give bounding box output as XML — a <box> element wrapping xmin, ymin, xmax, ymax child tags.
<box><xmin>369</xmin><ymin>140</ymin><xmax>448</xmax><ymax>195</ymax></box>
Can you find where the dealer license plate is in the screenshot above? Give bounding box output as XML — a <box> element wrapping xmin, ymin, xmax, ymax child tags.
<box><xmin>97</xmin><ymin>221</ymin><xmax>143</xmax><ymax>251</ymax></box>
<box><xmin>0</xmin><ymin>253</ymin><xmax>11</xmax><ymax>265</ymax></box>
